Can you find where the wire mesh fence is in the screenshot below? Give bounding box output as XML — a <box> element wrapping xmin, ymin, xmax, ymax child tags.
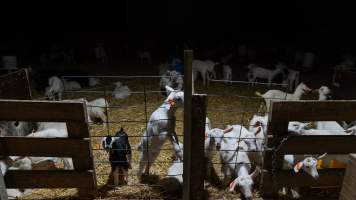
<box><xmin>23</xmin><ymin>74</ymin><xmax>293</xmax><ymax>198</ymax></box>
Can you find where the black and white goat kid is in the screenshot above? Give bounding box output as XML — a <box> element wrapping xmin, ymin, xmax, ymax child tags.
<box><xmin>102</xmin><ymin>128</ymin><xmax>132</xmax><ymax>186</ymax></box>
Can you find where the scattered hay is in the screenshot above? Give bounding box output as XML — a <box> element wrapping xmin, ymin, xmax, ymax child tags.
<box><xmin>22</xmin><ymin>80</ymin><xmax>332</xmax><ymax>200</ymax></box>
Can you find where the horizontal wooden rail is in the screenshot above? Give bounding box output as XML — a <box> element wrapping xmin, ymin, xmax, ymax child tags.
<box><xmin>0</xmin><ymin>137</ymin><xmax>91</xmax><ymax>158</ymax></box>
<box><xmin>0</xmin><ymin>100</ymin><xmax>87</xmax><ymax>122</ymax></box>
<box><xmin>4</xmin><ymin>170</ymin><xmax>96</xmax><ymax>188</ymax></box>
<box><xmin>269</xmin><ymin>135</ymin><xmax>356</xmax><ymax>154</ymax></box>
<box><xmin>270</xmin><ymin>100</ymin><xmax>356</xmax><ymax>122</ymax></box>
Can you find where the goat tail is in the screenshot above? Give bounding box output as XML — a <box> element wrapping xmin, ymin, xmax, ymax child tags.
<box><xmin>255</xmin><ymin>91</ymin><xmax>263</xmax><ymax>97</ymax></box>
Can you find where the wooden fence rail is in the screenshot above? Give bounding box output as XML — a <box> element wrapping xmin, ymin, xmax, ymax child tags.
<box><xmin>0</xmin><ymin>100</ymin><xmax>96</xmax><ymax>198</ymax></box>
<box><xmin>262</xmin><ymin>100</ymin><xmax>356</xmax><ymax>197</ymax></box>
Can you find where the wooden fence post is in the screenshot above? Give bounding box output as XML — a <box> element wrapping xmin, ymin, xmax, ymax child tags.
<box><xmin>183</xmin><ymin>50</ymin><xmax>207</xmax><ymax>200</ymax></box>
<box><xmin>0</xmin><ymin>167</ymin><xmax>8</xmax><ymax>200</ymax></box>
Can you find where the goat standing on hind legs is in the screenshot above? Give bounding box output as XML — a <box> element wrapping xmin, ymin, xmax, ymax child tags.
<box><xmin>102</xmin><ymin>127</ymin><xmax>132</xmax><ymax>186</ymax></box>
<box><xmin>137</xmin><ymin>86</ymin><xmax>184</xmax><ymax>180</ymax></box>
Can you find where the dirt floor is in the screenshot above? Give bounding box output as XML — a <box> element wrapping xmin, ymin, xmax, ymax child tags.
<box><xmin>17</xmin><ymin>72</ymin><xmax>341</xmax><ymax>200</ymax></box>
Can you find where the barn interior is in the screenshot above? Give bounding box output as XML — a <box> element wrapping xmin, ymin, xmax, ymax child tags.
<box><xmin>0</xmin><ymin>1</ymin><xmax>356</xmax><ymax>200</ymax></box>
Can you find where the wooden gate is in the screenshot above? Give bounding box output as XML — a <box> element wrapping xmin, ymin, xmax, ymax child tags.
<box><xmin>0</xmin><ymin>100</ymin><xmax>96</xmax><ymax>198</ymax></box>
<box><xmin>261</xmin><ymin>100</ymin><xmax>356</xmax><ymax>197</ymax></box>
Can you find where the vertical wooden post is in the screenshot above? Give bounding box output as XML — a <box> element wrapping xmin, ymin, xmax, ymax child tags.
<box><xmin>183</xmin><ymin>50</ymin><xmax>207</xmax><ymax>200</ymax></box>
<box><xmin>340</xmin><ymin>154</ymin><xmax>356</xmax><ymax>200</ymax></box>
<box><xmin>67</xmin><ymin>102</ymin><xmax>96</xmax><ymax>198</ymax></box>
<box><xmin>0</xmin><ymin>168</ymin><xmax>8</xmax><ymax>200</ymax></box>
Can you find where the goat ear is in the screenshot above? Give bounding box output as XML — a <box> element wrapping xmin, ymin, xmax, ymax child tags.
<box><xmin>294</xmin><ymin>162</ymin><xmax>304</xmax><ymax>173</ymax></box>
<box><xmin>165</xmin><ymin>85</ymin><xmax>174</xmax><ymax>93</ymax></box>
<box><xmin>250</xmin><ymin>166</ymin><xmax>261</xmax><ymax>179</ymax></box>
<box><xmin>345</xmin><ymin>128</ymin><xmax>355</xmax><ymax>135</ymax></box>
<box><xmin>254</xmin><ymin>126</ymin><xmax>262</xmax><ymax>136</ymax></box>
<box><xmin>9</xmin><ymin>156</ymin><xmax>21</xmax><ymax>161</ymax></box>
<box><xmin>229</xmin><ymin>178</ymin><xmax>238</xmax><ymax>192</ymax></box>
<box><xmin>223</xmin><ymin>126</ymin><xmax>233</xmax><ymax>134</ymax></box>
<box><xmin>317</xmin><ymin>153</ymin><xmax>327</xmax><ymax>159</ymax></box>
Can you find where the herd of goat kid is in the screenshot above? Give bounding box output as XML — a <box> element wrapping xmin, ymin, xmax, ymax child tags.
<box><xmin>1</xmin><ymin>57</ymin><xmax>356</xmax><ymax>199</ymax></box>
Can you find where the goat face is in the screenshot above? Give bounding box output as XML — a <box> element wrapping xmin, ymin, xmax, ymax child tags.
<box><xmin>229</xmin><ymin>167</ymin><xmax>260</xmax><ymax>200</ymax></box>
<box><xmin>242</xmin><ymin>134</ymin><xmax>258</xmax><ymax>152</ymax></box>
<box><xmin>164</xmin><ymin>86</ymin><xmax>184</xmax><ymax>109</ymax></box>
<box><xmin>294</xmin><ymin>156</ymin><xmax>320</xmax><ymax>179</ymax></box>
<box><xmin>318</xmin><ymin>86</ymin><xmax>332</xmax><ymax>99</ymax></box>
<box><xmin>236</xmin><ymin>176</ymin><xmax>254</xmax><ymax>199</ymax></box>
<box><xmin>208</xmin><ymin>126</ymin><xmax>234</xmax><ymax>150</ymax></box>
<box><xmin>207</xmin><ymin>128</ymin><xmax>225</xmax><ymax>150</ymax></box>
<box><xmin>102</xmin><ymin>136</ymin><xmax>113</xmax><ymax>152</ymax></box>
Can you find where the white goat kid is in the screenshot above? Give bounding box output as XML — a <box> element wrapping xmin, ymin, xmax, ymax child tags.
<box><xmin>220</xmin><ymin>139</ymin><xmax>260</xmax><ymax>200</ymax></box>
<box><xmin>282</xmin><ymin>69</ymin><xmax>300</xmax><ymax>92</ymax></box>
<box><xmin>86</xmin><ymin>98</ymin><xmax>109</xmax><ymax>126</ymax></box>
<box><xmin>223</xmin><ymin>65</ymin><xmax>232</xmax><ymax>82</ymax></box>
<box><xmin>112</xmin><ymin>81</ymin><xmax>131</xmax><ymax>99</ymax></box>
<box><xmin>89</xmin><ymin>77</ymin><xmax>100</xmax><ymax>87</ymax></box>
<box><xmin>159</xmin><ymin>70</ymin><xmax>184</xmax><ymax>96</ymax></box>
<box><xmin>45</xmin><ymin>76</ymin><xmax>64</xmax><ymax>100</ymax></box>
<box><xmin>255</xmin><ymin>82</ymin><xmax>312</xmax><ymax>112</ymax></box>
<box><xmin>62</xmin><ymin>79</ymin><xmax>81</xmax><ymax>91</ymax></box>
<box><xmin>192</xmin><ymin>59</ymin><xmax>217</xmax><ymax>86</ymax></box>
<box><xmin>204</xmin><ymin>123</ymin><xmax>232</xmax><ymax>178</ymax></box>
<box><xmin>247</xmin><ymin>64</ymin><xmax>285</xmax><ymax>87</ymax></box>
<box><xmin>26</xmin><ymin>122</ymin><xmax>73</xmax><ymax>170</ymax></box>
<box><xmin>138</xmin><ymin>86</ymin><xmax>184</xmax><ymax>177</ymax></box>
<box><xmin>281</xmin><ymin>154</ymin><xmax>326</xmax><ymax>199</ymax></box>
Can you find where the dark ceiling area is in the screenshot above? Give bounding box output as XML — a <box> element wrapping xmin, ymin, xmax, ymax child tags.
<box><xmin>1</xmin><ymin>1</ymin><xmax>356</xmax><ymax>54</ymax></box>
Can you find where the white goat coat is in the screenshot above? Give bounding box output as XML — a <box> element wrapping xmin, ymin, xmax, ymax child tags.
<box><xmin>223</xmin><ymin>65</ymin><xmax>232</xmax><ymax>81</ymax></box>
<box><xmin>89</xmin><ymin>77</ymin><xmax>100</xmax><ymax>87</ymax></box>
<box><xmin>113</xmin><ymin>82</ymin><xmax>131</xmax><ymax>99</ymax></box>
<box><xmin>193</xmin><ymin>59</ymin><xmax>216</xmax><ymax>86</ymax></box>
<box><xmin>256</xmin><ymin>83</ymin><xmax>310</xmax><ymax>112</ymax></box>
<box><xmin>87</xmin><ymin>98</ymin><xmax>109</xmax><ymax>125</ymax></box>
<box><xmin>45</xmin><ymin>76</ymin><xmax>64</xmax><ymax>100</ymax></box>
<box><xmin>63</xmin><ymin>79</ymin><xmax>81</xmax><ymax>90</ymax></box>
<box><xmin>138</xmin><ymin>89</ymin><xmax>183</xmax><ymax>176</ymax></box>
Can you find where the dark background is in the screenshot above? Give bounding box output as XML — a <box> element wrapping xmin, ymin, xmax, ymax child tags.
<box><xmin>0</xmin><ymin>1</ymin><xmax>355</xmax><ymax>67</ymax></box>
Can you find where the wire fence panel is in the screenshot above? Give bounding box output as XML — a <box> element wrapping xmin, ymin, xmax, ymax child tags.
<box><xmin>27</xmin><ymin>74</ymin><xmax>292</xmax><ymax>199</ymax></box>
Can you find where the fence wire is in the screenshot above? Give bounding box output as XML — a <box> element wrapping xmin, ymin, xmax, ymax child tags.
<box><xmin>28</xmin><ymin>75</ymin><xmax>292</xmax><ymax>198</ymax></box>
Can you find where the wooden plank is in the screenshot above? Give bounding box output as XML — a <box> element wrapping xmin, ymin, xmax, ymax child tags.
<box><xmin>183</xmin><ymin>49</ymin><xmax>193</xmax><ymax>200</ymax></box>
<box><xmin>67</xmin><ymin>122</ymin><xmax>90</xmax><ymax>139</ymax></box>
<box><xmin>340</xmin><ymin>154</ymin><xmax>356</xmax><ymax>200</ymax></box>
<box><xmin>0</xmin><ymin>137</ymin><xmax>91</xmax><ymax>158</ymax></box>
<box><xmin>0</xmin><ymin>68</ymin><xmax>32</xmax><ymax>100</ymax></box>
<box><xmin>4</xmin><ymin>170</ymin><xmax>95</xmax><ymax>189</ymax></box>
<box><xmin>0</xmin><ymin>167</ymin><xmax>8</xmax><ymax>200</ymax></box>
<box><xmin>274</xmin><ymin>135</ymin><xmax>356</xmax><ymax>154</ymax></box>
<box><xmin>262</xmin><ymin>169</ymin><xmax>345</xmax><ymax>188</ymax></box>
<box><xmin>183</xmin><ymin>94</ymin><xmax>207</xmax><ymax>200</ymax></box>
<box><xmin>260</xmin><ymin>171</ymin><xmax>279</xmax><ymax>198</ymax></box>
<box><xmin>0</xmin><ymin>100</ymin><xmax>87</xmax><ymax>122</ymax></box>
<box><xmin>262</xmin><ymin>151</ymin><xmax>273</xmax><ymax>171</ymax></box>
<box><xmin>270</xmin><ymin>100</ymin><xmax>356</xmax><ymax>122</ymax></box>
<box><xmin>183</xmin><ymin>50</ymin><xmax>206</xmax><ymax>200</ymax></box>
